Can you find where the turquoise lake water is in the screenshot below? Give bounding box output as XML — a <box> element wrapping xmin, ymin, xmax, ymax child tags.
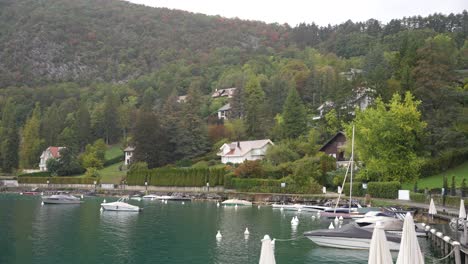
<box><xmin>0</xmin><ymin>194</ymin><xmax>444</xmax><ymax>264</ymax></box>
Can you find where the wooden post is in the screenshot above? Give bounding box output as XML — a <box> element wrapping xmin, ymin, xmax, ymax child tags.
<box><xmin>452</xmin><ymin>241</ymin><xmax>461</xmax><ymax>264</ymax></box>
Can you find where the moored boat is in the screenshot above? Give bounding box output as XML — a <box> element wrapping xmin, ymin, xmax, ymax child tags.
<box><xmin>304</xmin><ymin>223</ymin><xmax>401</xmax><ymax>251</ymax></box>
<box><xmin>42</xmin><ymin>194</ymin><xmax>82</xmax><ymax>204</ymax></box>
<box><xmin>221</xmin><ymin>199</ymin><xmax>252</xmax><ymax>206</ymax></box>
<box><xmin>101</xmin><ymin>197</ymin><xmax>141</xmax><ymax>212</ymax></box>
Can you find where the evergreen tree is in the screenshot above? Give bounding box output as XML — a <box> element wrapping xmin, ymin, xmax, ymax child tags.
<box><xmin>0</xmin><ymin>99</ymin><xmax>19</xmax><ymax>173</ymax></box>
<box><xmin>282</xmin><ymin>87</ymin><xmax>308</xmax><ymax>139</ymax></box>
<box><xmin>75</xmin><ymin>102</ymin><xmax>91</xmax><ymax>151</ymax></box>
<box><xmin>19</xmin><ymin>103</ymin><xmax>44</xmax><ymax>168</ymax></box>
<box><xmin>174</xmin><ymin>87</ymin><xmax>209</xmax><ymax>159</ymax></box>
<box><xmin>41</xmin><ymin>103</ymin><xmax>63</xmax><ymax>146</ymax></box>
<box><xmin>244</xmin><ymin>75</ymin><xmax>266</xmax><ymax>138</ymax></box>
<box><xmin>133</xmin><ymin>111</ymin><xmax>169</xmax><ymax>168</ymax></box>
<box><xmin>102</xmin><ymin>91</ymin><xmax>121</xmax><ymax>144</ymax></box>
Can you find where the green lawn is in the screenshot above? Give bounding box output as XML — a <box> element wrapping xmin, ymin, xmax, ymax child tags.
<box><xmin>402</xmin><ymin>161</ymin><xmax>468</xmax><ymax>190</ymax></box>
<box><xmin>105</xmin><ymin>144</ymin><xmax>123</xmax><ymax>160</ymax></box>
<box><xmin>99</xmin><ymin>162</ymin><xmax>125</xmax><ymax>184</ymax></box>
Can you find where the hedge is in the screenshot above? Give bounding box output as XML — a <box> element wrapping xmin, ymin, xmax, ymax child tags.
<box><xmin>103</xmin><ymin>155</ymin><xmax>124</xmax><ymax>167</ymax></box>
<box><xmin>367</xmin><ymin>181</ymin><xmax>401</xmax><ymax>199</ymax></box>
<box><xmin>18</xmin><ymin>177</ymin><xmax>96</xmax><ymax>184</ymax></box>
<box><xmin>410</xmin><ymin>192</ymin><xmax>427</xmax><ymax>203</ymax></box>
<box><xmin>18</xmin><ymin>171</ymin><xmax>51</xmax><ymax>177</ymax></box>
<box><xmin>420</xmin><ymin>148</ymin><xmax>468</xmax><ymax>178</ymax></box>
<box><xmin>342</xmin><ymin>182</ymin><xmax>365</xmax><ymax>197</ymax></box>
<box><xmin>126</xmin><ymin>168</ymin><xmax>226</xmax><ymax>187</ymax></box>
<box><xmin>229</xmin><ymin>178</ymin><xmax>322</xmax><ymax>194</ymax></box>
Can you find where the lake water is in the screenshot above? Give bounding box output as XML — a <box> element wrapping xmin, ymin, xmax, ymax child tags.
<box><xmin>0</xmin><ymin>194</ymin><xmax>445</xmax><ymax>264</ymax></box>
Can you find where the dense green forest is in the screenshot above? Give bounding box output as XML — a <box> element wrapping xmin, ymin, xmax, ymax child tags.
<box><xmin>0</xmin><ymin>0</ymin><xmax>467</xmax><ymax>189</ymax></box>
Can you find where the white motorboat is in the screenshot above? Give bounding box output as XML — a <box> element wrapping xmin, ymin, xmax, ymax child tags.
<box><xmin>42</xmin><ymin>194</ymin><xmax>82</xmax><ymax>204</ymax></box>
<box><xmin>142</xmin><ymin>194</ymin><xmax>158</xmax><ymax>199</ymax></box>
<box><xmin>221</xmin><ymin>199</ymin><xmax>252</xmax><ymax>206</ymax></box>
<box><xmin>130</xmin><ymin>196</ymin><xmax>142</xmax><ymax>201</ymax></box>
<box><xmin>304</xmin><ymin>223</ymin><xmax>401</xmax><ymax>251</ymax></box>
<box><xmin>159</xmin><ymin>195</ymin><xmax>191</xmax><ymax>201</ymax></box>
<box><xmin>272</xmin><ymin>203</ymin><xmax>304</xmax><ymax>211</ymax></box>
<box><xmin>302</xmin><ymin>205</ymin><xmax>330</xmax><ymax>212</ymax></box>
<box><xmin>101</xmin><ymin>197</ymin><xmax>141</xmax><ymax>212</ymax></box>
<box><xmin>355</xmin><ymin>211</ymin><xmax>403</xmax><ymax>230</ymax></box>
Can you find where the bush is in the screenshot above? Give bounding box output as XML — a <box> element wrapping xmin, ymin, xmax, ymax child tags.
<box><xmin>192</xmin><ymin>161</ymin><xmax>209</xmax><ymax>169</ymax></box>
<box><xmin>18</xmin><ymin>177</ymin><xmax>95</xmax><ymax>184</ymax></box>
<box><xmin>410</xmin><ymin>192</ymin><xmax>427</xmax><ymax>203</ymax></box>
<box><xmin>420</xmin><ymin>148</ymin><xmax>468</xmax><ymax>178</ymax></box>
<box><xmin>18</xmin><ymin>171</ymin><xmax>51</xmax><ymax>177</ymax></box>
<box><xmin>367</xmin><ymin>181</ymin><xmax>401</xmax><ymax>199</ymax></box>
<box><xmin>234</xmin><ymin>160</ymin><xmax>264</xmax><ymax>178</ymax></box>
<box><xmin>127</xmin><ymin>167</ymin><xmax>227</xmax><ymax>187</ymax></box>
<box><xmin>343</xmin><ymin>182</ymin><xmax>365</xmax><ymax>197</ymax></box>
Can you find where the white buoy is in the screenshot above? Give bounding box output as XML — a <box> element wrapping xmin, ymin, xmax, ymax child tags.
<box><xmin>329</xmin><ymin>222</ymin><xmax>335</xmax><ymax>229</ymax></box>
<box><xmin>103</xmin><ymin>199</ymin><xmax>107</xmax><ymax>203</ymax></box>
<box><xmin>334</xmin><ymin>216</ymin><xmax>339</xmax><ymax>224</ymax></box>
<box><xmin>217</xmin><ymin>202</ymin><xmax>220</xmax><ymax>207</ymax></box>
<box><xmin>311</xmin><ymin>215</ymin><xmax>316</xmax><ymax>220</ymax></box>
<box><xmin>41</xmin><ymin>192</ymin><xmax>44</xmax><ymax>196</ymax></box>
<box><xmin>100</xmin><ymin>207</ymin><xmax>103</xmax><ymax>212</ymax></box>
<box><xmin>235</xmin><ymin>204</ymin><xmax>238</xmax><ymax>209</ymax></box>
<box><xmin>339</xmin><ymin>216</ymin><xmax>344</xmax><ymax>221</ymax></box>
<box><xmin>20</xmin><ymin>192</ymin><xmax>23</xmax><ymax>195</ymax></box>
<box><xmin>151</xmin><ymin>198</ymin><xmax>155</xmax><ymax>201</ymax></box>
<box><xmin>280</xmin><ymin>207</ymin><xmax>284</xmax><ymax>211</ymax></box>
<box><xmin>298</xmin><ymin>208</ymin><xmax>302</xmax><ymax>212</ymax></box>
<box><xmin>244</xmin><ymin>228</ymin><xmax>250</xmax><ymax>235</ymax></box>
<box><xmin>81</xmin><ymin>194</ymin><xmax>84</xmax><ymax>199</ymax></box>
<box><xmin>41</xmin><ymin>201</ymin><xmax>44</xmax><ymax>206</ymax></box>
<box><xmin>216</xmin><ymin>230</ymin><xmax>222</xmax><ymax>239</ymax></box>
<box><xmin>271</xmin><ymin>239</ymin><xmax>276</xmax><ymax>251</ymax></box>
<box><xmin>165</xmin><ymin>200</ymin><xmax>168</xmax><ymax>204</ymax></box>
<box><xmin>291</xmin><ymin>217</ymin><xmax>299</xmax><ymax>225</ymax></box>
<box><xmin>182</xmin><ymin>202</ymin><xmax>185</xmax><ymax>205</ymax></box>
<box><xmin>258</xmin><ymin>205</ymin><xmax>261</xmax><ymax>209</ymax></box>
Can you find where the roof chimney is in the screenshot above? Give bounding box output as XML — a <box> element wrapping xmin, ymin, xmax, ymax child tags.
<box><xmin>237</xmin><ymin>141</ymin><xmax>241</xmax><ymax>148</ymax></box>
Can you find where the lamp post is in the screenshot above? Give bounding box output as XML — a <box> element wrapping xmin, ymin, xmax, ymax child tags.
<box><xmin>46</xmin><ymin>179</ymin><xmax>50</xmax><ymax>188</ymax></box>
<box><xmin>94</xmin><ymin>181</ymin><xmax>97</xmax><ymax>192</ymax></box>
<box><xmin>145</xmin><ymin>181</ymin><xmax>148</xmax><ymax>195</ymax></box>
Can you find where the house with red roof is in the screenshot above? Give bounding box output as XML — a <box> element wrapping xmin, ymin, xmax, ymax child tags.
<box><xmin>39</xmin><ymin>146</ymin><xmax>65</xmax><ymax>171</ymax></box>
<box><xmin>217</xmin><ymin>139</ymin><xmax>274</xmax><ymax>164</ymax></box>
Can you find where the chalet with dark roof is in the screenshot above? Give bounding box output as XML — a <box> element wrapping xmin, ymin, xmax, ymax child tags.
<box><xmin>319</xmin><ymin>132</ymin><xmax>348</xmax><ymax>166</ymax></box>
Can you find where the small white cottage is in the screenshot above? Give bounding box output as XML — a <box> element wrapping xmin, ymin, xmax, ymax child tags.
<box><xmin>39</xmin><ymin>146</ymin><xmax>65</xmax><ymax>171</ymax></box>
<box><xmin>124</xmin><ymin>146</ymin><xmax>135</xmax><ymax>166</ymax></box>
<box><xmin>217</xmin><ymin>139</ymin><xmax>274</xmax><ymax>164</ymax></box>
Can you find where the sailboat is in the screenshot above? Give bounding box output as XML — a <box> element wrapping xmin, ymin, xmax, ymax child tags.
<box><xmin>320</xmin><ymin>126</ymin><xmax>364</xmax><ymax>219</ymax></box>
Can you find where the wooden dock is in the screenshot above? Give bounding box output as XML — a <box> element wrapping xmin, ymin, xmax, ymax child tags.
<box><xmin>425</xmin><ymin>220</ymin><xmax>468</xmax><ymax>264</ymax></box>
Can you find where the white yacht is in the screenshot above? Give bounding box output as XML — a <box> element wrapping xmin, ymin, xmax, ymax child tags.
<box><xmin>101</xmin><ymin>197</ymin><xmax>141</xmax><ymax>212</ymax></box>
<box><xmin>142</xmin><ymin>194</ymin><xmax>158</xmax><ymax>199</ymax></box>
<box><xmin>355</xmin><ymin>211</ymin><xmax>403</xmax><ymax>230</ymax></box>
<box><xmin>42</xmin><ymin>194</ymin><xmax>82</xmax><ymax>204</ymax></box>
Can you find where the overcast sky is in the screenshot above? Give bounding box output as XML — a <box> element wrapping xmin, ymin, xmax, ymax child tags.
<box><xmin>127</xmin><ymin>0</ymin><xmax>467</xmax><ymax>26</ymax></box>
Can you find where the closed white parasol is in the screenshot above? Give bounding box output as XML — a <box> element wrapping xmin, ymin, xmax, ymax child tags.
<box><xmin>259</xmin><ymin>235</ymin><xmax>276</xmax><ymax>264</ymax></box>
<box><xmin>459</xmin><ymin>199</ymin><xmax>466</xmax><ymax>219</ymax></box>
<box><xmin>428</xmin><ymin>198</ymin><xmax>437</xmax><ymax>216</ymax></box>
<box><xmin>396</xmin><ymin>213</ymin><xmax>424</xmax><ymax>264</ymax></box>
<box><xmin>368</xmin><ymin>221</ymin><xmax>393</xmax><ymax>264</ymax></box>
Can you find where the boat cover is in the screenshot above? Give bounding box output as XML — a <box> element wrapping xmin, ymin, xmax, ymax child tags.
<box><xmin>304</xmin><ymin>223</ymin><xmax>401</xmax><ymax>244</ymax></box>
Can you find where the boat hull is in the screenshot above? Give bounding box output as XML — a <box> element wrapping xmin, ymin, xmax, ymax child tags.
<box><xmin>101</xmin><ymin>203</ymin><xmax>141</xmax><ymax>212</ymax></box>
<box><xmin>42</xmin><ymin>199</ymin><xmax>82</xmax><ymax>204</ymax></box>
<box><xmin>305</xmin><ymin>236</ymin><xmax>400</xmax><ymax>251</ymax></box>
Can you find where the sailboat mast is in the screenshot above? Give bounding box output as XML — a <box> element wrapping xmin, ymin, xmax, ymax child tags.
<box><xmin>349</xmin><ymin>125</ymin><xmax>355</xmax><ymax>213</ymax></box>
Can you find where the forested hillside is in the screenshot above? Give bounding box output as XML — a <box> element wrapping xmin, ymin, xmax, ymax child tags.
<box><xmin>0</xmin><ymin>0</ymin><xmax>467</xmax><ymax>187</ymax></box>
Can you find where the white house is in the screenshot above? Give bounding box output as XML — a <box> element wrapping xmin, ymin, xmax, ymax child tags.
<box><xmin>212</xmin><ymin>88</ymin><xmax>237</xmax><ymax>98</ymax></box>
<box><xmin>217</xmin><ymin>139</ymin><xmax>274</xmax><ymax>164</ymax></box>
<box><xmin>39</xmin><ymin>146</ymin><xmax>65</xmax><ymax>171</ymax></box>
<box><xmin>217</xmin><ymin>103</ymin><xmax>231</xmax><ymax>120</ymax></box>
<box><xmin>124</xmin><ymin>146</ymin><xmax>135</xmax><ymax>166</ymax></box>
